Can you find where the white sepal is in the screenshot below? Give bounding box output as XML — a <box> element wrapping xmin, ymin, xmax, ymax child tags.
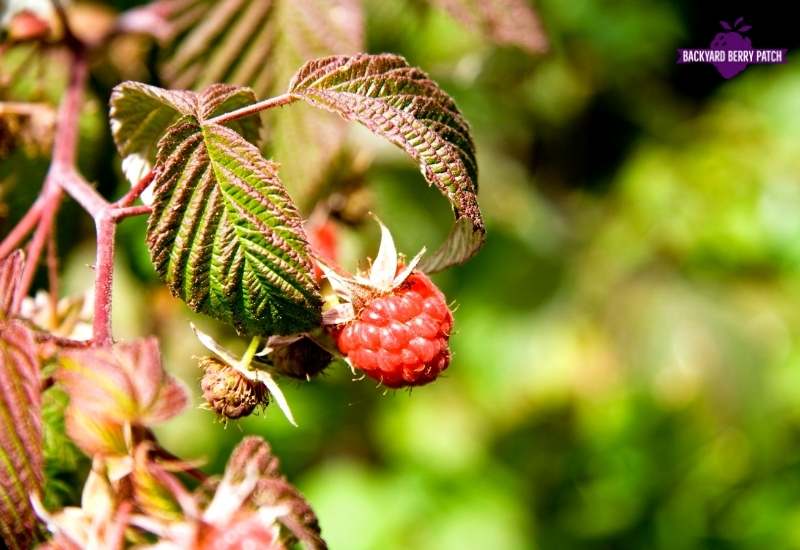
<box><xmin>368</xmin><ymin>215</ymin><xmax>398</xmax><ymax>290</ymax></box>
<box><xmin>256</xmin><ymin>334</ymin><xmax>303</xmax><ymax>356</ymax></box>
<box><xmin>316</xmin><ymin>259</ymin><xmax>361</xmax><ymax>298</ymax></box>
<box><xmin>191</xmin><ymin>323</ymin><xmax>240</xmax><ymax>368</ymax></box>
<box><xmin>249</xmin><ymin>365</ymin><xmax>298</xmax><ymax>427</ymax></box>
<box><xmin>322</xmin><ymin>303</ymin><xmax>355</xmax><ymax>325</ymax></box>
<box><xmin>393</xmin><ymin>247</ymin><xmax>426</xmax><ymax>287</ymax></box>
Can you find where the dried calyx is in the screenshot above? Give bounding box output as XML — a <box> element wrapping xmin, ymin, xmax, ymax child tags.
<box><xmin>200</xmin><ymin>356</ymin><xmax>268</xmax><ymax>420</ymax></box>
<box><xmin>191</xmin><ymin>324</ymin><xmax>299</xmax><ymax>426</ymax></box>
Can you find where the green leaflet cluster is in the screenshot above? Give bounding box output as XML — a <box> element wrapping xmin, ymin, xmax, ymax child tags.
<box><xmin>110</xmin><ymin>83</ymin><xmax>321</xmax><ymax>336</ymax></box>
<box><xmin>288</xmin><ymin>53</ymin><xmax>485</xmax><ymax>271</ymax></box>
<box><xmin>109</xmin><ymin>52</ymin><xmax>485</xmax><ymax>334</ymax></box>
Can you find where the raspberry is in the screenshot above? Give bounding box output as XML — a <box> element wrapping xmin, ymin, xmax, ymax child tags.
<box><xmin>335</xmin><ymin>271</ymin><xmax>452</xmax><ymax>387</ymax></box>
<box><xmin>306</xmin><ymin>218</ymin><xmax>339</xmax><ymax>281</ymax></box>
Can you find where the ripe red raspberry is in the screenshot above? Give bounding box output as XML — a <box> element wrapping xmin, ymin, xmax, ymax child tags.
<box><xmin>335</xmin><ymin>270</ymin><xmax>452</xmax><ymax>387</ymax></box>
<box><xmin>320</xmin><ymin>218</ymin><xmax>456</xmax><ymax>388</ymax></box>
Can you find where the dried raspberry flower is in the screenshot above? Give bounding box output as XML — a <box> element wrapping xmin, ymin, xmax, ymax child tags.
<box><xmin>200</xmin><ymin>356</ymin><xmax>268</xmax><ymax>420</ymax></box>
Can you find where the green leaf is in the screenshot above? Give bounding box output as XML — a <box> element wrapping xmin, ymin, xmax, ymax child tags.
<box><xmin>147</xmin><ymin>115</ymin><xmax>321</xmax><ymax>336</ymax></box>
<box><xmin>41</xmin><ymin>387</ymin><xmax>89</xmax><ymax>511</ymax></box>
<box><xmin>109</xmin><ymin>82</ymin><xmax>196</xmax><ymax>185</ymax></box>
<box><xmin>429</xmin><ymin>0</ymin><xmax>548</xmax><ymax>53</ymax></box>
<box><xmin>0</xmin><ymin>322</ymin><xmax>43</xmax><ymax>549</ymax></box>
<box><xmin>109</xmin><ymin>81</ymin><xmax>262</xmax><ymax>185</ymax></box>
<box><xmin>287</xmin><ymin>54</ymin><xmax>485</xmax><ymax>270</ymax></box>
<box><xmin>155</xmin><ymin>0</ymin><xmax>363</xmax><ymax>207</ymax></box>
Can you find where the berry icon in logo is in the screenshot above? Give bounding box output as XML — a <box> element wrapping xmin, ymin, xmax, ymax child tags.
<box><xmin>710</xmin><ymin>17</ymin><xmax>753</xmax><ymax>79</ymax></box>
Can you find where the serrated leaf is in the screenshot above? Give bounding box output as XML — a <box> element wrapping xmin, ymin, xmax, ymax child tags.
<box><xmin>154</xmin><ymin>0</ymin><xmax>363</xmax><ymax>206</ymax></box>
<box><xmin>147</xmin><ymin>114</ymin><xmax>321</xmax><ymax>335</ymax></box>
<box><xmin>0</xmin><ymin>321</ymin><xmax>43</xmax><ymax>549</ymax></box>
<box><xmin>109</xmin><ymin>82</ymin><xmax>196</xmax><ymax>185</ymax></box>
<box><xmin>0</xmin><ymin>250</ymin><xmax>24</xmax><ymax>318</ymax></box>
<box><xmin>430</xmin><ymin>0</ymin><xmax>548</xmax><ymax>53</ymax></box>
<box><xmin>109</xmin><ymin>81</ymin><xmax>262</xmax><ymax>185</ymax></box>
<box><xmin>288</xmin><ymin>53</ymin><xmax>485</xmax><ymax>270</ymax></box>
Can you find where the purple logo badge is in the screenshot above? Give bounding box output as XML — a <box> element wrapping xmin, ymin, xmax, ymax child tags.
<box><xmin>677</xmin><ymin>18</ymin><xmax>788</xmax><ymax>79</ymax></box>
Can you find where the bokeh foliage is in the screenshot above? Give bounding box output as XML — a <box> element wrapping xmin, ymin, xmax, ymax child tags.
<box><xmin>3</xmin><ymin>1</ymin><xmax>800</xmax><ymax>549</ymax></box>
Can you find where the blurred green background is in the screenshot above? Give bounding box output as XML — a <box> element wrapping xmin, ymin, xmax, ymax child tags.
<box><xmin>4</xmin><ymin>1</ymin><xmax>800</xmax><ymax>548</ymax></box>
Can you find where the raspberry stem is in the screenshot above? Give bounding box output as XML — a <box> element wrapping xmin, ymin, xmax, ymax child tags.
<box><xmin>237</xmin><ymin>335</ymin><xmax>261</xmax><ymax>370</ymax></box>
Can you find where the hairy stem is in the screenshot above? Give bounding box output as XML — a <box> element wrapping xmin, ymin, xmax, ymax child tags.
<box><xmin>10</xmin><ymin>51</ymin><xmax>87</xmax><ymax>311</ymax></box>
<box><xmin>14</xmin><ymin>189</ymin><xmax>60</xmax><ymax>312</ymax></box>
<box><xmin>2</xmin><ymin>42</ymin><xmax>153</xmax><ymax>343</ymax></box>
<box><xmin>205</xmin><ymin>93</ymin><xmax>298</xmax><ymax>125</ymax></box>
<box><xmin>93</xmin><ymin>213</ymin><xmax>116</xmax><ymax>346</ymax></box>
<box><xmin>46</xmin><ymin>226</ymin><xmax>59</xmax><ymax>313</ymax></box>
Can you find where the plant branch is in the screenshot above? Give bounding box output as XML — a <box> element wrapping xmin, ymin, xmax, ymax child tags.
<box><xmin>118</xmin><ymin>170</ymin><xmax>155</xmax><ymax>207</ymax></box>
<box><xmin>50</xmin><ymin>0</ymin><xmax>83</xmax><ymax>53</ymax></box>
<box><xmin>59</xmin><ymin>169</ymin><xmax>109</xmax><ymax>214</ymax></box>
<box><xmin>0</xmin><ymin>196</ymin><xmax>44</xmax><ymax>259</ymax></box>
<box><xmin>112</xmin><ymin>205</ymin><xmax>151</xmax><ymax>221</ymax></box>
<box><xmin>205</xmin><ymin>93</ymin><xmax>298</xmax><ymax>125</ymax></box>
<box><xmin>93</xmin><ymin>213</ymin><xmax>116</xmax><ymax>345</ymax></box>
<box><xmin>47</xmin><ymin>229</ymin><xmax>59</xmax><ymax>312</ymax></box>
<box><xmin>14</xmin><ymin>189</ymin><xmax>60</xmax><ymax>312</ymax></box>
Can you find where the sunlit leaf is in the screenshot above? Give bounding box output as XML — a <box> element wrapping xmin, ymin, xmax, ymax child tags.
<box><xmin>147</xmin><ymin>110</ymin><xmax>321</xmax><ymax>335</ymax></box>
<box><xmin>288</xmin><ymin>54</ymin><xmax>485</xmax><ymax>270</ymax></box>
<box><xmin>109</xmin><ymin>81</ymin><xmax>261</xmax><ymax>185</ymax></box>
<box><xmin>154</xmin><ymin>0</ymin><xmax>363</xmax><ymax>206</ymax></box>
<box><xmin>0</xmin><ymin>321</ymin><xmax>43</xmax><ymax>549</ymax></box>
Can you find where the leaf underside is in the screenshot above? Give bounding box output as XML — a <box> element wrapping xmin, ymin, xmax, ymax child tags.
<box><xmin>109</xmin><ymin>81</ymin><xmax>262</xmax><ymax>184</ymax></box>
<box><xmin>288</xmin><ymin>53</ymin><xmax>485</xmax><ymax>271</ymax></box>
<box><xmin>144</xmin><ymin>93</ymin><xmax>320</xmax><ymax>335</ymax></box>
<box><xmin>0</xmin><ymin>322</ymin><xmax>43</xmax><ymax>550</ymax></box>
<box><xmin>155</xmin><ymin>0</ymin><xmax>363</xmax><ymax>206</ymax></box>
<box><xmin>430</xmin><ymin>0</ymin><xmax>548</xmax><ymax>53</ymax></box>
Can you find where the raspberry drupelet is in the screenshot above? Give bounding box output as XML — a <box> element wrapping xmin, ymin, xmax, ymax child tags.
<box><xmin>320</xmin><ymin>218</ymin><xmax>454</xmax><ymax>388</ymax></box>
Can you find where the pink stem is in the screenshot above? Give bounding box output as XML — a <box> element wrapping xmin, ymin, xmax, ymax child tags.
<box><xmin>112</xmin><ymin>205</ymin><xmax>151</xmax><ymax>221</ymax></box>
<box><xmin>0</xmin><ymin>196</ymin><xmax>44</xmax><ymax>259</ymax></box>
<box><xmin>13</xmin><ymin>187</ymin><xmax>61</xmax><ymax>313</ymax></box>
<box><xmin>47</xmin><ymin>227</ymin><xmax>59</xmax><ymax>312</ymax></box>
<box><xmin>205</xmin><ymin>92</ymin><xmax>297</xmax><ymax>125</ymax></box>
<box><xmin>59</xmin><ymin>169</ymin><xmax>108</xmax><ymax>215</ymax></box>
<box><xmin>118</xmin><ymin>169</ymin><xmax>155</xmax><ymax>207</ymax></box>
<box><xmin>93</xmin><ymin>213</ymin><xmax>116</xmax><ymax>346</ymax></box>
